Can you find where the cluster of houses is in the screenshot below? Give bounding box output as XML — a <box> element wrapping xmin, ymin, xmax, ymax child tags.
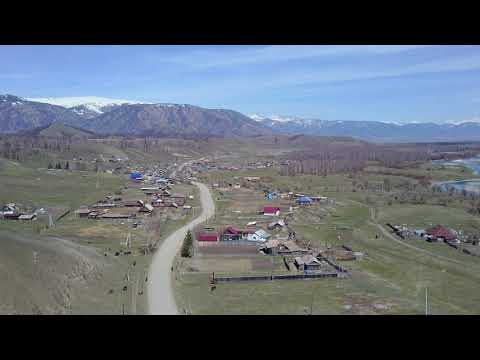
<box><xmin>74</xmin><ymin>169</ymin><xmax>192</xmax><ymax>221</ymax></box>
<box><xmin>389</xmin><ymin>223</ymin><xmax>462</xmax><ymax>244</ymax></box>
<box><xmin>0</xmin><ymin>203</ymin><xmax>37</xmax><ymax>221</ymax></box>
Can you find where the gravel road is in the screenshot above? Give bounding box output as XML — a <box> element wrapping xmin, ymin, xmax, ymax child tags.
<box><xmin>147</xmin><ymin>181</ymin><xmax>215</xmax><ymax>314</ymax></box>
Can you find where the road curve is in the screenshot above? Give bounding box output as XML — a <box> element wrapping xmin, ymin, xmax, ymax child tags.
<box><xmin>147</xmin><ymin>181</ymin><xmax>215</xmax><ymax>315</ymax></box>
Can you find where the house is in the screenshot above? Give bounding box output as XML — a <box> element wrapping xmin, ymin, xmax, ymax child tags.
<box><xmin>221</xmin><ymin>226</ymin><xmax>252</xmax><ymax>241</ymax></box>
<box><xmin>267</xmin><ymin>219</ymin><xmax>286</xmax><ymax>230</ymax></box>
<box><xmin>75</xmin><ymin>208</ymin><xmax>92</xmax><ymax>218</ymax></box>
<box><xmin>139</xmin><ymin>203</ymin><xmax>154</xmax><ymax>213</ymax></box>
<box><xmin>296</xmin><ymin>196</ymin><xmax>313</xmax><ymax>205</ymax></box>
<box><xmin>426</xmin><ymin>225</ymin><xmax>456</xmax><ymax>242</ymax></box>
<box><xmin>130</xmin><ymin>171</ymin><xmax>143</xmax><ymax>181</ymax></box>
<box><xmin>19</xmin><ymin>214</ymin><xmax>37</xmax><ymax>221</ymax></box>
<box><xmin>260</xmin><ymin>239</ymin><xmax>281</xmax><ymax>255</ymax></box>
<box><xmin>263</xmin><ymin>206</ymin><xmax>281</xmax><ymax>216</ymax></box>
<box><xmin>294</xmin><ymin>255</ymin><xmax>322</xmax><ymax>272</ymax></box>
<box><xmin>197</xmin><ymin>232</ymin><xmax>219</xmax><ymax>242</ymax></box>
<box><xmin>278</xmin><ymin>240</ymin><xmax>310</xmax><ymax>255</ymax></box>
<box><xmin>266</xmin><ymin>192</ymin><xmax>279</xmax><ymax>200</ymax></box>
<box><xmin>247</xmin><ymin>229</ymin><xmax>271</xmax><ymax>242</ymax></box>
<box><xmin>0</xmin><ymin>203</ymin><xmax>17</xmax><ymax>216</ymax></box>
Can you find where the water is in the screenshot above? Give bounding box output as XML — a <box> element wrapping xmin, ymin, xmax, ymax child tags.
<box><xmin>433</xmin><ymin>156</ymin><xmax>480</xmax><ymax>194</ymax></box>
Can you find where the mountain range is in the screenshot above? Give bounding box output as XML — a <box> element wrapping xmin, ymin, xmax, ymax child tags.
<box><xmin>1</xmin><ymin>94</ymin><xmax>480</xmax><ymax>142</ymax></box>
<box><xmin>250</xmin><ymin>114</ymin><xmax>480</xmax><ymax>143</ymax></box>
<box><xmin>0</xmin><ymin>95</ymin><xmax>271</xmax><ymax>138</ymax></box>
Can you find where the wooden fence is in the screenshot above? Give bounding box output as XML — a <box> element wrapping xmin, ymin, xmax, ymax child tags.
<box><xmin>213</xmin><ymin>271</ymin><xmax>343</xmax><ymax>284</ymax></box>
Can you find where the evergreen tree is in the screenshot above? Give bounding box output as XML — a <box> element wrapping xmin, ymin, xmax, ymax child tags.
<box><xmin>48</xmin><ymin>162</ymin><xmax>53</xmax><ymax>169</ymax></box>
<box><xmin>65</xmin><ymin>161</ymin><xmax>70</xmax><ymax>170</ymax></box>
<box><xmin>181</xmin><ymin>230</ymin><xmax>193</xmax><ymax>257</ymax></box>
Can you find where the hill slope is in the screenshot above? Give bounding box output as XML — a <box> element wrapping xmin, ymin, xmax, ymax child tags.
<box><xmin>84</xmin><ymin>104</ymin><xmax>273</xmax><ymax>137</ymax></box>
<box><xmin>0</xmin><ymin>95</ymin><xmax>85</xmax><ymax>133</ymax></box>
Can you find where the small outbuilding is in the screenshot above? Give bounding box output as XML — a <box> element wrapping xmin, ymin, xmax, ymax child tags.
<box><xmin>294</xmin><ymin>255</ymin><xmax>322</xmax><ymax>271</ymax></box>
<box><xmin>19</xmin><ymin>214</ymin><xmax>37</xmax><ymax>221</ymax></box>
<box><xmin>263</xmin><ymin>206</ymin><xmax>281</xmax><ymax>216</ymax></box>
<box><xmin>197</xmin><ymin>232</ymin><xmax>219</xmax><ymax>242</ymax></box>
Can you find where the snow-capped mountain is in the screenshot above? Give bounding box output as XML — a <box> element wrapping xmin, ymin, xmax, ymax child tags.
<box><xmin>27</xmin><ymin>96</ymin><xmax>150</xmax><ymax>117</ymax></box>
<box><xmin>0</xmin><ymin>94</ymin><xmax>84</xmax><ymax>133</ymax></box>
<box><xmin>251</xmin><ymin>114</ymin><xmax>480</xmax><ymax>142</ymax></box>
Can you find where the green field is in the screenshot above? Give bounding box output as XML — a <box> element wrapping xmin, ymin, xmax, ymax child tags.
<box><xmin>175</xmin><ymin>161</ymin><xmax>480</xmax><ymax>315</ymax></box>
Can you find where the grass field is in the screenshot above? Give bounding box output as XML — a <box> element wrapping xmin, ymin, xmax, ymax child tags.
<box><xmin>175</xmin><ymin>160</ymin><xmax>480</xmax><ymax>315</ymax></box>
<box><xmin>0</xmin><ymin>156</ymin><xmax>198</xmax><ymax>314</ymax></box>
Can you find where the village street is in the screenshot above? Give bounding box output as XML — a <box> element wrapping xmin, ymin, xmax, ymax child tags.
<box><xmin>147</xmin><ymin>181</ymin><xmax>215</xmax><ymax>314</ymax></box>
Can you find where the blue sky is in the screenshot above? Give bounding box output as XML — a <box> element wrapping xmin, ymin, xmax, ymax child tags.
<box><xmin>1</xmin><ymin>45</ymin><xmax>480</xmax><ymax>123</ymax></box>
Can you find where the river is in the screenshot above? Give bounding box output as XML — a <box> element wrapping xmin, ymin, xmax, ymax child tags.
<box><xmin>433</xmin><ymin>156</ymin><xmax>480</xmax><ymax>194</ymax></box>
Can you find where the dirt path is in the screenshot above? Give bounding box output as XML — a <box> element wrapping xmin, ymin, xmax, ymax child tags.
<box><xmin>147</xmin><ymin>181</ymin><xmax>215</xmax><ymax>315</ymax></box>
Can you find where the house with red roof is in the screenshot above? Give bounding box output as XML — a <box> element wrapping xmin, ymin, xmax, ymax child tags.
<box><xmin>263</xmin><ymin>206</ymin><xmax>281</xmax><ymax>216</ymax></box>
<box><xmin>220</xmin><ymin>226</ymin><xmax>253</xmax><ymax>241</ymax></box>
<box><xmin>426</xmin><ymin>225</ymin><xmax>456</xmax><ymax>242</ymax></box>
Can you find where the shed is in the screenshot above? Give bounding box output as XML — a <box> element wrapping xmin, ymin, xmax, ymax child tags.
<box><xmin>75</xmin><ymin>208</ymin><xmax>92</xmax><ymax>218</ymax></box>
<box><xmin>295</xmin><ymin>254</ymin><xmax>322</xmax><ymax>271</ymax></box>
<box><xmin>263</xmin><ymin>206</ymin><xmax>280</xmax><ymax>216</ymax></box>
<box><xmin>268</xmin><ymin>219</ymin><xmax>286</xmax><ymax>230</ymax></box>
<box><xmin>197</xmin><ymin>232</ymin><xmax>219</xmax><ymax>242</ymax></box>
<box><xmin>19</xmin><ymin>214</ymin><xmax>37</xmax><ymax>221</ymax></box>
<box><xmin>139</xmin><ymin>203</ymin><xmax>154</xmax><ymax>212</ymax></box>
<box><xmin>260</xmin><ymin>239</ymin><xmax>281</xmax><ymax>255</ymax></box>
<box><xmin>123</xmin><ymin>200</ymin><xmax>144</xmax><ymax>207</ymax></box>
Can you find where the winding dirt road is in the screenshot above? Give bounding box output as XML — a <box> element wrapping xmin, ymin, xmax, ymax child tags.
<box><xmin>147</xmin><ymin>181</ymin><xmax>215</xmax><ymax>315</ymax></box>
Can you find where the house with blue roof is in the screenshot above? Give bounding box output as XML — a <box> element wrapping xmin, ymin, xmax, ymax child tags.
<box><xmin>296</xmin><ymin>196</ymin><xmax>313</xmax><ymax>205</ymax></box>
<box><xmin>266</xmin><ymin>191</ymin><xmax>279</xmax><ymax>200</ymax></box>
<box><xmin>130</xmin><ymin>171</ymin><xmax>143</xmax><ymax>181</ymax></box>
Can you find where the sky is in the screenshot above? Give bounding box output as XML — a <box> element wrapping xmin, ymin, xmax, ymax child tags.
<box><xmin>1</xmin><ymin>45</ymin><xmax>480</xmax><ymax>123</ymax></box>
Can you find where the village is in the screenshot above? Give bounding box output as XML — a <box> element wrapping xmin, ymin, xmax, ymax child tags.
<box><xmin>2</xmin><ymin>147</ymin><xmax>480</xmax><ymax>315</ymax></box>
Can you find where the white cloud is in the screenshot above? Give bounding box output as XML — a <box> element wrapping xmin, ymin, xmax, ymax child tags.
<box><xmin>165</xmin><ymin>45</ymin><xmax>430</xmax><ymax>69</ymax></box>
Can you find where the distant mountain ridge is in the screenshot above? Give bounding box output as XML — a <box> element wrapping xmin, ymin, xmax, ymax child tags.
<box><xmin>0</xmin><ymin>94</ymin><xmax>272</xmax><ymax>138</ymax></box>
<box><xmin>82</xmin><ymin>103</ymin><xmax>273</xmax><ymax>137</ymax></box>
<box><xmin>250</xmin><ymin>115</ymin><xmax>480</xmax><ymax>143</ymax></box>
<box><xmin>2</xmin><ymin>93</ymin><xmax>480</xmax><ymax>141</ymax></box>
